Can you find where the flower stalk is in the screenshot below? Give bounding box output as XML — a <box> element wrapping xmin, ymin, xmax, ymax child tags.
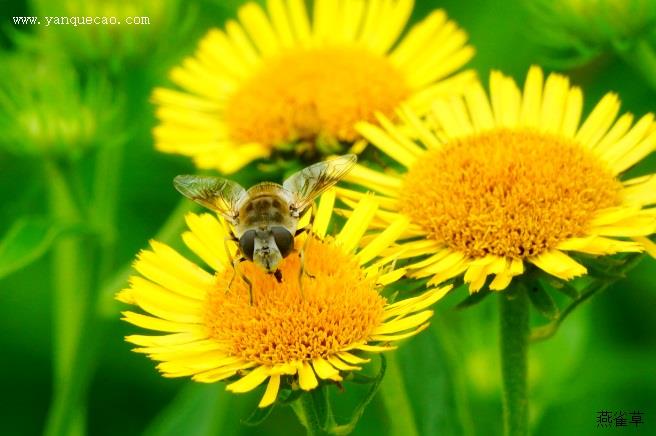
<box><xmin>499</xmin><ymin>283</ymin><xmax>530</xmax><ymax>436</ymax></box>
<box><xmin>43</xmin><ymin>159</ymin><xmax>91</xmax><ymax>436</ymax></box>
<box><xmin>290</xmin><ymin>392</ymin><xmax>325</xmax><ymax>436</ymax></box>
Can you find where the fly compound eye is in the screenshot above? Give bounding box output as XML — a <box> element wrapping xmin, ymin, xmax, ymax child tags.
<box><xmin>239</xmin><ymin>230</ymin><xmax>256</xmax><ymax>260</ymax></box>
<box><xmin>271</xmin><ymin>226</ymin><xmax>294</xmax><ymax>258</ymax></box>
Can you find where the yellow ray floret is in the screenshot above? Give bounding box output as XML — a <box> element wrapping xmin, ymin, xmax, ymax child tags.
<box><xmin>339</xmin><ymin>66</ymin><xmax>656</xmax><ymax>293</ymax></box>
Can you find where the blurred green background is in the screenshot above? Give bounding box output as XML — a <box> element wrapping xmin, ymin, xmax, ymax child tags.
<box><xmin>0</xmin><ymin>0</ymin><xmax>655</xmax><ymax>435</ymax></box>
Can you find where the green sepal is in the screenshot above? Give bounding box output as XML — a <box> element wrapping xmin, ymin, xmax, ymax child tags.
<box><xmin>528</xmin><ymin>283</ymin><xmax>560</xmax><ymax>320</ymax></box>
<box><xmin>456</xmin><ymin>288</ymin><xmax>492</xmax><ymax>310</ymax></box>
<box><xmin>278</xmin><ymin>387</ymin><xmax>304</xmax><ymax>405</ymax></box>
<box><xmin>542</xmin><ymin>276</ymin><xmax>580</xmax><ymax>299</ymax></box>
<box><xmin>584</xmin><ymin>260</ymin><xmax>629</xmax><ymax>280</ymax></box>
<box><xmin>311</xmin><ymin>385</ymin><xmax>331</xmax><ymax>430</ymax></box>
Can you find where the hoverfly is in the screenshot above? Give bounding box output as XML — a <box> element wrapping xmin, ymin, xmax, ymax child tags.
<box><xmin>173</xmin><ymin>154</ymin><xmax>357</xmax><ymax>303</ymax></box>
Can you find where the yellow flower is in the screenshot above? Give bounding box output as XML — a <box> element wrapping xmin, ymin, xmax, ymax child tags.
<box><xmin>117</xmin><ymin>192</ymin><xmax>449</xmax><ymax>407</ymax></box>
<box><xmin>338</xmin><ymin>66</ymin><xmax>656</xmax><ymax>292</ymax></box>
<box><xmin>152</xmin><ymin>0</ymin><xmax>475</xmax><ymax>173</ymax></box>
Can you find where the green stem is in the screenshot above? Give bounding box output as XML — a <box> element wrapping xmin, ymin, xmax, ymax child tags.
<box><xmin>91</xmin><ymin>139</ymin><xmax>123</xmax><ymax>285</ymax></box>
<box><xmin>290</xmin><ymin>392</ymin><xmax>323</xmax><ymax>436</ymax></box>
<box><xmin>43</xmin><ymin>159</ymin><xmax>90</xmax><ymax>436</ymax></box>
<box><xmin>379</xmin><ymin>353</ymin><xmax>419</xmax><ymax>436</ymax></box>
<box><xmin>499</xmin><ymin>284</ymin><xmax>530</xmax><ymax>436</ymax></box>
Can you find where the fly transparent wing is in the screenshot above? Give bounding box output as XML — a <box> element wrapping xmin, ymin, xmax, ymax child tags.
<box><xmin>282</xmin><ymin>154</ymin><xmax>357</xmax><ymax>212</ymax></box>
<box><xmin>173</xmin><ymin>175</ymin><xmax>247</xmax><ymax>223</ymax></box>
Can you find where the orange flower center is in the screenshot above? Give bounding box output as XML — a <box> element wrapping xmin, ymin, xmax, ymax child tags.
<box><xmin>204</xmin><ymin>237</ymin><xmax>386</xmax><ymax>365</ymax></box>
<box><xmin>224</xmin><ymin>46</ymin><xmax>409</xmax><ymax>149</ymax></box>
<box><xmin>400</xmin><ymin>128</ymin><xmax>622</xmax><ymax>259</ymax></box>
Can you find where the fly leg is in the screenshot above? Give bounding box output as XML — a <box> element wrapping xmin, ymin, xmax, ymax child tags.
<box><xmin>223</xmin><ymin>228</ymin><xmax>239</xmax><ymax>294</ymax></box>
<box><xmin>295</xmin><ymin>203</ymin><xmax>317</xmax><ymax>298</ymax></box>
<box><xmin>226</xmin><ymin>256</ymin><xmax>255</xmax><ymax>305</ymax></box>
<box><xmin>218</xmin><ymin>217</ymin><xmax>254</xmax><ymax>304</ymax></box>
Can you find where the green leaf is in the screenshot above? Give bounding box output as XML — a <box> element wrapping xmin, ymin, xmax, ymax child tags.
<box><xmin>143</xmin><ymin>383</ymin><xmax>229</xmax><ymax>436</ymax></box>
<box><xmin>0</xmin><ymin>217</ymin><xmax>66</xmax><ymax>279</ymax></box>
<box><xmin>348</xmin><ymin>372</ymin><xmax>382</xmax><ymax>385</ymax></box>
<box><xmin>528</xmin><ymin>284</ymin><xmax>560</xmax><ymax>320</ymax></box>
<box><xmin>241</xmin><ymin>403</ymin><xmax>275</xmax><ymax>427</ymax></box>
<box><xmin>330</xmin><ymin>355</ymin><xmax>387</xmax><ymax>435</ymax></box>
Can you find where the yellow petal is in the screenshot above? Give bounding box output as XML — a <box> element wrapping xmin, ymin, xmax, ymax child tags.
<box><xmin>410</xmin><ymin>250</ymin><xmax>467</xmax><ymax>278</ymax></box>
<box><xmin>520</xmin><ymin>66</ymin><xmax>543</xmax><ymax>127</ymax></box>
<box><xmin>354</xmin><ymin>343</ymin><xmax>397</xmax><ymax>352</ymax></box>
<box><xmin>225</xmin><ymin>20</ymin><xmax>260</xmax><ymax>65</ymax></box>
<box><xmin>227</xmin><ymin>366</ymin><xmax>270</xmax><ymax>393</ymax></box>
<box><xmin>622</xmin><ymin>175</ymin><xmax>656</xmax><ymax>206</ymax></box>
<box><xmin>298</xmin><ymin>361</ymin><xmax>319</xmax><ymax>390</ymax></box>
<box><xmin>490</xmin><ymin>71</ymin><xmax>520</xmax><ymax>128</ymax></box>
<box><xmin>376</xmin><ymin>268</ymin><xmax>407</xmax><ymax>286</ymax></box>
<box><xmin>576</xmin><ymin>93</ymin><xmax>620</xmax><ymax>148</ymax></box>
<box><xmin>464</xmin><ymin>80</ymin><xmax>495</xmax><ymax>131</ymax></box>
<box><xmin>530</xmin><ymin>250</ymin><xmax>587</xmax><ymax>280</ymax></box>
<box><xmin>390</xmin><ymin>10</ymin><xmax>447</xmax><ymax>66</ymax></box>
<box><xmin>489</xmin><ymin>273</ymin><xmax>513</xmax><ymax>291</ymax></box>
<box><xmin>266</xmin><ymin>0</ymin><xmax>295</xmax><ymax>47</ymax></box>
<box><xmin>192</xmin><ymin>361</ymin><xmax>257</xmax><ymax>383</ymax></box>
<box><xmin>121</xmin><ymin>311</ymin><xmax>203</xmax><ymax>333</ymax></box>
<box><xmin>371</xmin><ymin>322</ymin><xmax>429</xmax><ymax>341</ymax></box>
<box><xmin>356</xmin><ymin>122</ymin><xmax>418</xmax><ymax>168</ymax></box>
<box><xmin>634</xmin><ymin>236</ymin><xmax>656</xmax><ymax>257</ymax></box>
<box><xmin>397</xmin><ymin>105</ymin><xmax>442</xmax><ymax>149</ymax></box>
<box><xmin>237</xmin><ymin>3</ymin><xmax>280</xmax><ymax>56</ymax></box>
<box><xmin>126</xmin><ymin>332</ymin><xmax>204</xmax><ymax>347</ymax></box>
<box><xmin>287</xmin><ymin>0</ymin><xmax>311</xmax><ymax>42</ymax></box>
<box><xmin>374</xmin><ymin>310</ymin><xmax>434</xmax><ymax>335</ymax></box>
<box><xmin>560</xmin><ymin>86</ymin><xmax>583</xmax><ymax>138</ymax></box>
<box><xmin>312</xmin><ymin>358</ymin><xmax>341</xmax><ymax>381</ymax></box>
<box><xmin>383</xmin><ymin>285</ymin><xmax>451</xmax><ymax>319</ymax></box>
<box><xmin>313</xmin><ymin>189</ymin><xmax>336</xmax><ymax>238</ymax></box>
<box><xmin>327</xmin><ymin>355</ymin><xmax>361</xmax><ymax>371</ymax></box>
<box><xmin>127</xmin><ymin>276</ymin><xmax>203</xmax><ymax>323</ymax></box>
<box><xmin>540</xmin><ymin>73</ymin><xmax>570</xmax><ymax>134</ymax></box>
<box><xmin>258</xmin><ymin>374</ymin><xmax>281</xmax><ymax>408</ymax></box>
<box><xmin>557</xmin><ymin>236</ymin><xmax>643</xmax><ymax>255</ymax></box>
<box><xmin>343</xmin><ymin>164</ymin><xmax>402</xmax><ymax>197</ymax></box>
<box><xmin>336</xmin><ymin>195</ymin><xmax>378</xmax><ymax>252</ymax></box>
<box><xmin>357</xmin><ymin>216</ymin><xmax>409</xmax><ymax>265</ymax></box>
<box><xmin>375</xmin><ymin>112</ymin><xmax>427</xmax><ymax>158</ymax></box>
<box><xmin>599</xmin><ymin>113</ymin><xmax>654</xmax><ymax>163</ymax></box>
<box><xmin>337</xmin><ymin>351</ymin><xmax>370</xmax><ymax>364</ymax></box>
<box><xmin>137</xmin><ymin>240</ymin><xmax>214</xmax><ymax>300</ymax></box>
